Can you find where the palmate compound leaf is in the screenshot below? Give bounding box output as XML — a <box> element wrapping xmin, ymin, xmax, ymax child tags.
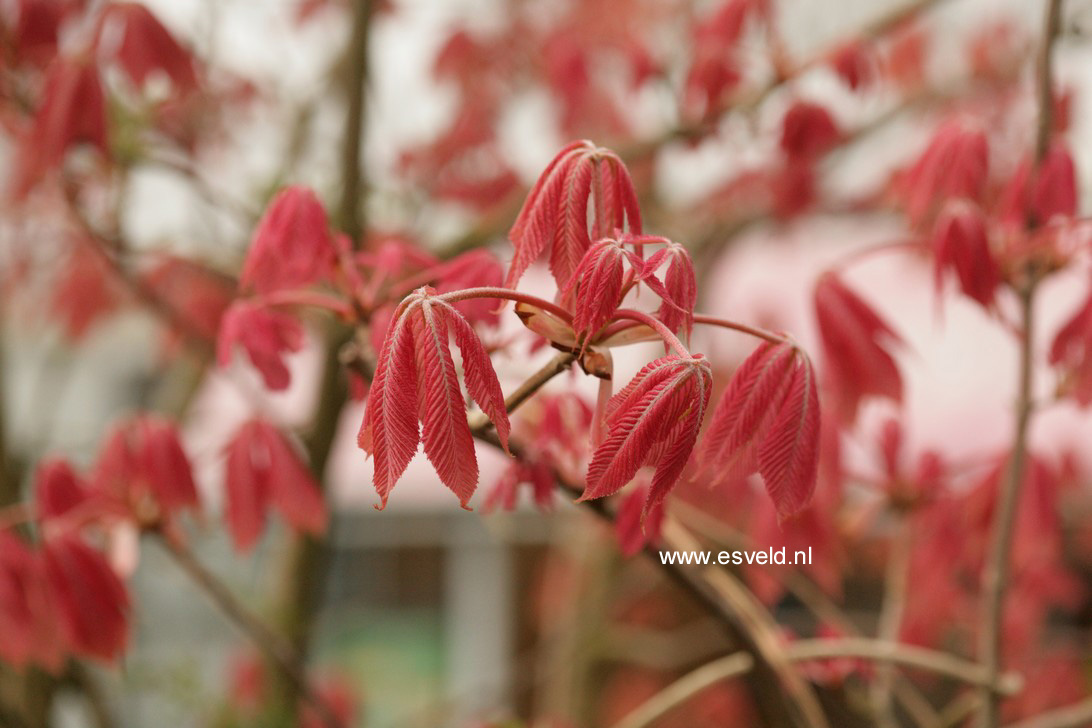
<box><xmin>506</xmin><ymin>140</ymin><xmax>641</xmax><ymax>291</ymax></box>
<box><xmin>579</xmin><ymin>355</ymin><xmax>712</xmax><ymax>518</ymax></box>
<box><xmin>358</xmin><ymin>287</ymin><xmax>510</xmax><ymax>509</ymax></box>
<box><xmin>695</xmin><ymin>340</ymin><xmax>821</xmax><ymax>518</ymax></box>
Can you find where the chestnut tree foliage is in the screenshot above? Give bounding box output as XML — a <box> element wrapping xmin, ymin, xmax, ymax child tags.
<box><xmin>0</xmin><ymin>0</ymin><xmax>1090</xmax><ymax>727</ymax></box>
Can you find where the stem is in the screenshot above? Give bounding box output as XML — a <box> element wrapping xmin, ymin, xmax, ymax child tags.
<box><xmin>692</xmin><ymin>314</ymin><xmax>788</xmax><ymax>346</ymax></box>
<box><xmin>613</xmin><ymin>638</ymin><xmax>1021</xmax><ymax>728</ymax></box>
<box><xmin>1006</xmin><ymin>696</ymin><xmax>1092</xmax><ymax>728</ymax></box>
<box><xmin>977</xmin><ymin>280</ymin><xmax>1038</xmax><ymax>727</ymax></box>
<box><xmin>612</xmin><ymin>309</ymin><xmax>690</xmax><ymax>357</ymax></box>
<box><xmin>872</xmin><ymin>516</ymin><xmax>912</xmax><ymax>728</ymax></box>
<box><xmin>467</xmin><ymin>351</ymin><xmax>577</xmax><ymax>432</ymax></box>
<box><xmin>156</xmin><ymin>535</ymin><xmax>344</xmax><ymax>728</ymax></box>
<box><xmin>977</xmin><ymin>2</ymin><xmax>1062</xmax><ymax>725</ymax></box>
<box><xmin>335</xmin><ymin>0</ymin><xmax>372</xmax><ymax>242</ymax></box>
<box><xmin>438</xmin><ymin>287</ymin><xmax>574</xmax><ymax>323</ymax></box>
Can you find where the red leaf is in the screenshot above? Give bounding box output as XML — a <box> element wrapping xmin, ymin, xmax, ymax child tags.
<box><xmin>359</xmin><ymin>288</ymin><xmax>510</xmax><ymax>508</ymax></box>
<box><xmin>561</xmin><ymin>237</ymin><xmax>640</xmax><ymax>341</ymax></box>
<box><xmin>42</xmin><ymin>535</ymin><xmax>129</xmax><ymax>662</ymax></box>
<box><xmin>999</xmin><ymin>143</ymin><xmax>1078</xmax><ymax>228</ymax></box>
<box><xmin>98</xmin><ymin>3</ymin><xmax>199</xmax><ymax>95</ymax></box>
<box><xmin>35</xmin><ymin>459</ymin><xmax>91</xmax><ymax>522</ymax></box>
<box><xmin>696</xmin><ymin>340</ymin><xmax>821</xmax><ymax>516</ymax></box>
<box><xmin>829</xmin><ymin>40</ymin><xmax>876</xmax><ymax>91</ymax></box>
<box><xmin>11</xmin><ymin>55</ymin><xmax>108</xmax><ymax>197</ymax></box>
<box><xmin>240</xmin><ymin>186</ymin><xmax>336</xmax><ymax>294</ymax></box>
<box><xmin>92</xmin><ymin>415</ymin><xmax>200</xmax><ymax>523</ymax></box>
<box><xmin>615</xmin><ymin>479</ymin><xmax>665</xmax><ymax>557</ymax></box>
<box><xmin>779</xmin><ymin>102</ymin><xmax>840</xmax><ymax>161</ymax></box>
<box><xmin>932</xmin><ymin>200</ymin><xmax>1000</xmax><ymax>308</ymax></box>
<box><xmin>0</xmin><ymin>532</ymin><xmax>65</xmax><ymax>671</ymax></box>
<box><xmin>506</xmin><ymin>141</ymin><xmax>641</xmax><ymax>291</ymax></box>
<box><xmin>814</xmin><ymin>272</ymin><xmax>902</xmax><ymax>422</ymax></box>
<box><xmin>217</xmin><ymin>301</ymin><xmax>304</xmax><ymax>390</ymax></box>
<box><xmin>224</xmin><ymin>420</ymin><xmax>326</xmax><ymax>552</ymax></box>
<box><xmin>581</xmin><ymin>355</ymin><xmax>712</xmax><ymax>517</ymax></box>
<box><xmin>901</xmin><ymin>119</ymin><xmax>988</xmax><ymax>227</ymax></box>
<box><xmin>1049</xmin><ymin>285</ymin><xmax>1092</xmax><ymax>407</ymax></box>
<box><xmin>49</xmin><ymin>237</ymin><xmax>127</xmax><ymax>339</ymax></box>
<box><xmin>643</xmin><ymin>241</ymin><xmax>698</xmax><ymax>336</ymax></box>
<box><xmin>756</xmin><ymin>348</ymin><xmax>820</xmax><ymax>517</ymax></box>
<box><xmin>697</xmin><ymin>341</ymin><xmax>796</xmax><ymax>487</ymax></box>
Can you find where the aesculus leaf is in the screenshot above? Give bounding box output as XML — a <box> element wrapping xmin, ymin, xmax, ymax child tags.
<box><xmin>358</xmin><ymin>287</ymin><xmax>510</xmax><ymax>509</ymax></box>
<box><xmin>932</xmin><ymin>200</ymin><xmax>1000</xmax><ymax>309</ymax></box>
<box><xmin>814</xmin><ymin>272</ymin><xmax>902</xmax><ymax>423</ymax></box>
<box><xmin>756</xmin><ymin>346</ymin><xmax>821</xmax><ymax>517</ymax></box>
<box><xmin>1049</xmin><ymin>284</ymin><xmax>1092</xmax><ymax>407</ymax></box>
<box><xmin>506</xmin><ymin>140</ymin><xmax>641</xmax><ymax>291</ymax></box>
<box><xmin>901</xmin><ymin>119</ymin><xmax>989</xmax><ymax>228</ymax></box>
<box><xmin>580</xmin><ymin>355</ymin><xmax>712</xmax><ymax>518</ymax></box>
<box><xmin>224</xmin><ymin>419</ymin><xmax>327</xmax><ymax>553</ymax></box>
<box><xmin>696</xmin><ymin>340</ymin><xmax>821</xmax><ymax>517</ymax></box>
<box><xmin>239</xmin><ymin>186</ymin><xmax>336</xmax><ymax>295</ymax></box>
<box><xmin>561</xmin><ymin>237</ymin><xmax>643</xmax><ymax>342</ymax></box>
<box><xmin>642</xmin><ymin>241</ymin><xmax>698</xmax><ymax>336</ymax></box>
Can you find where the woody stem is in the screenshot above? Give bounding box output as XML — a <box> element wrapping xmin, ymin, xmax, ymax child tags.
<box><xmin>977</xmin><ymin>1</ymin><xmax>1062</xmax><ymax>725</ymax></box>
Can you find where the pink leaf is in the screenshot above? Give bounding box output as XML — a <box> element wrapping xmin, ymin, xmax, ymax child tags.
<box><xmin>359</xmin><ymin>288</ymin><xmax>510</xmax><ymax>508</ymax></box>
<box><xmin>240</xmin><ymin>186</ymin><xmax>336</xmax><ymax>294</ymax></box>
<box><xmin>506</xmin><ymin>141</ymin><xmax>641</xmax><ymax>290</ymax></box>
<box><xmin>217</xmin><ymin>301</ymin><xmax>304</xmax><ymax>390</ymax></box>
<box><xmin>582</xmin><ymin>355</ymin><xmax>712</xmax><ymax>517</ymax></box>
<box><xmin>814</xmin><ymin>272</ymin><xmax>902</xmax><ymax>422</ymax></box>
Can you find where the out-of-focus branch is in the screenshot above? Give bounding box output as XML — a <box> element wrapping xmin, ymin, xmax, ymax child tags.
<box><xmin>269</xmin><ymin>0</ymin><xmax>375</xmax><ymax>718</ymax></box>
<box><xmin>612</xmin><ymin>638</ymin><xmax>1021</xmax><ymax>728</ymax></box>
<box><xmin>674</xmin><ymin>501</ymin><xmax>940</xmax><ymax>727</ymax></box>
<box><xmin>472</xmin><ymin>428</ymin><xmax>828</xmax><ymax>728</ymax></box>
<box><xmin>157</xmin><ymin>535</ymin><xmax>343</xmax><ymax>728</ymax></box>
<box><xmin>872</xmin><ymin>517</ymin><xmax>911</xmax><ymax>728</ymax></box>
<box><xmin>336</xmin><ymin>0</ymin><xmax>373</xmax><ymax>242</ymax></box>
<box><xmin>977</xmin><ymin>3</ymin><xmax>1063</xmax><ymax>726</ymax></box>
<box><xmin>1005</xmin><ymin>696</ymin><xmax>1092</xmax><ymax>728</ymax></box>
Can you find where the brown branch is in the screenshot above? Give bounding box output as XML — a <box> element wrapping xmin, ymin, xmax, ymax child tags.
<box><xmin>1005</xmin><ymin>696</ymin><xmax>1092</xmax><ymax>728</ymax></box>
<box><xmin>156</xmin><ymin>535</ymin><xmax>344</xmax><ymax>728</ymax></box>
<box><xmin>977</xmin><ymin>2</ymin><xmax>1063</xmax><ymax>726</ymax></box>
<box><xmin>335</xmin><ymin>0</ymin><xmax>373</xmax><ymax>242</ymax></box>
<box><xmin>872</xmin><ymin>517</ymin><xmax>912</xmax><ymax>728</ymax></box>
<box><xmin>468</xmin><ymin>351</ymin><xmax>577</xmax><ymax>433</ymax></box>
<box><xmin>612</xmin><ymin>638</ymin><xmax>1021</xmax><ymax>728</ymax></box>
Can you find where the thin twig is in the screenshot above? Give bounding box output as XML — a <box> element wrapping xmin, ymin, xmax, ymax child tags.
<box><xmin>872</xmin><ymin>516</ymin><xmax>912</xmax><ymax>728</ymax></box>
<box><xmin>156</xmin><ymin>536</ymin><xmax>344</xmax><ymax>728</ymax></box>
<box><xmin>977</xmin><ymin>2</ymin><xmax>1063</xmax><ymax>726</ymax></box>
<box><xmin>468</xmin><ymin>351</ymin><xmax>576</xmax><ymax>432</ymax></box>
